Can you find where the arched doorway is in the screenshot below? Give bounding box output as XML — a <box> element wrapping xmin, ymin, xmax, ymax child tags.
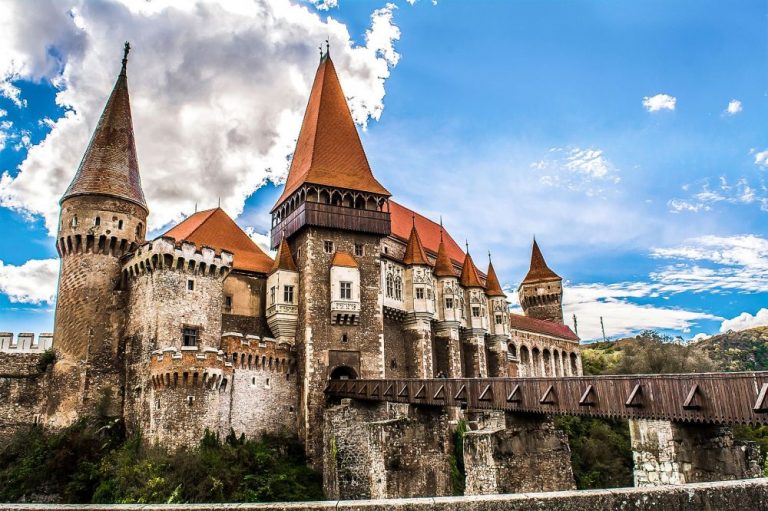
<box><xmin>330</xmin><ymin>365</ymin><xmax>358</xmax><ymax>380</ymax></box>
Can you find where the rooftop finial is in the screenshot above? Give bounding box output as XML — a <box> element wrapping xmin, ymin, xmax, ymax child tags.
<box><xmin>488</xmin><ymin>250</ymin><xmax>492</xmax><ymax>263</ymax></box>
<box><xmin>319</xmin><ymin>43</ymin><xmax>323</xmax><ymax>61</ymax></box>
<box><xmin>412</xmin><ymin>213</ymin><xmax>416</xmax><ymax>228</ymax></box>
<box><xmin>326</xmin><ymin>38</ymin><xmax>330</xmax><ymax>56</ymax></box>
<box><xmin>121</xmin><ymin>41</ymin><xmax>131</xmax><ymax>74</ymax></box>
<box><xmin>218</xmin><ymin>196</ymin><xmax>221</xmax><ymax>208</ymax></box>
<box><xmin>465</xmin><ymin>240</ymin><xmax>470</xmax><ymax>254</ymax></box>
<box><xmin>439</xmin><ymin>216</ymin><xmax>444</xmax><ymax>241</ymax></box>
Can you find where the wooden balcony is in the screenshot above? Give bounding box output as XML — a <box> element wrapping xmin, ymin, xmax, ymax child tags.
<box><xmin>271</xmin><ymin>201</ymin><xmax>391</xmax><ymax>248</ymax></box>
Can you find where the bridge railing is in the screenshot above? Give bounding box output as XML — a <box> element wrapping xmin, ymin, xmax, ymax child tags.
<box><xmin>325</xmin><ymin>373</ymin><xmax>768</xmax><ymax>426</ymax></box>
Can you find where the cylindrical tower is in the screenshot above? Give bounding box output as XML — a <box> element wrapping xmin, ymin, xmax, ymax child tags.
<box><xmin>48</xmin><ymin>43</ymin><xmax>148</xmax><ymax>425</ymax></box>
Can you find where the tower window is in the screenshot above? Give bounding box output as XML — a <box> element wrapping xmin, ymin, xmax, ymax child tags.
<box><xmin>270</xmin><ymin>286</ymin><xmax>276</xmax><ymax>304</ymax></box>
<box><xmin>94</xmin><ymin>216</ymin><xmax>100</xmax><ymax>226</ymax></box>
<box><xmin>187</xmin><ymin>279</ymin><xmax>194</xmax><ymax>291</ymax></box>
<box><xmin>386</xmin><ymin>274</ymin><xmax>394</xmax><ymax>298</ymax></box>
<box><xmin>427</xmin><ymin>288</ymin><xmax>433</xmax><ymax>300</ymax></box>
<box><xmin>118</xmin><ymin>219</ymin><xmax>123</xmax><ymax>229</ymax></box>
<box><xmin>136</xmin><ymin>223</ymin><xmax>143</xmax><ymax>237</ymax></box>
<box><xmin>182</xmin><ymin>327</ymin><xmax>198</xmax><ymax>347</ymax></box>
<box><xmin>71</xmin><ymin>215</ymin><xmax>78</xmax><ymax>228</ymax></box>
<box><xmin>416</xmin><ymin>287</ymin><xmax>424</xmax><ymax>300</ymax></box>
<box><xmin>340</xmin><ymin>281</ymin><xmax>352</xmax><ymax>300</ymax></box>
<box><xmin>341</xmin><ymin>333</ymin><xmax>348</xmax><ymax>343</ymax></box>
<box><xmin>224</xmin><ymin>295</ymin><xmax>233</xmax><ymax>312</ymax></box>
<box><xmin>445</xmin><ymin>297</ymin><xmax>454</xmax><ymax>309</ymax></box>
<box><xmin>472</xmin><ymin>306</ymin><xmax>480</xmax><ymax>318</ymax></box>
<box><xmin>495</xmin><ymin>314</ymin><xmax>503</xmax><ymax>325</ymax></box>
<box><xmin>354</xmin><ymin>243</ymin><xmax>364</xmax><ymax>257</ymax></box>
<box><xmin>324</xmin><ymin>240</ymin><xmax>334</xmax><ymax>254</ymax></box>
<box><xmin>394</xmin><ymin>277</ymin><xmax>403</xmax><ymax>301</ymax></box>
<box><xmin>284</xmin><ymin>285</ymin><xmax>294</xmax><ymax>303</ymax></box>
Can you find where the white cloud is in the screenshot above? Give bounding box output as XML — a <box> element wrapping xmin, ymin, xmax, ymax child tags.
<box><xmin>754</xmin><ymin>149</ymin><xmax>768</xmax><ymax>168</ymax></box>
<box><xmin>720</xmin><ymin>308</ymin><xmax>768</xmax><ymax>332</ymax></box>
<box><xmin>668</xmin><ymin>177</ymin><xmax>761</xmax><ymax>213</ymax></box>
<box><xmin>691</xmin><ymin>332</ymin><xmax>710</xmax><ymax>341</ymax></box>
<box><xmin>308</xmin><ymin>0</ymin><xmax>339</xmax><ymax>10</ymax></box>
<box><xmin>0</xmin><ymin>109</ymin><xmax>7</xmax><ymax>118</ymax></box>
<box><xmin>725</xmin><ymin>99</ymin><xmax>742</xmax><ymax>115</ymax></box>
<box><xmin>642</xmin><ymin>93</ymin><xmax>676</xmax><ymax>112</ymax></box>
<box><xmin>0</xmin><ymin>258</ymin><xmax>58</xmax><ymax>304</ymax></box>
<box><xmin>0</xmin><ymin>0</ymin><xmax>401</xmax><ymax>236</ymax></box>
<box><xmin>532</xmin><ymin>146</ymin><xmax>620</xmax><ymax>197</ymax></box>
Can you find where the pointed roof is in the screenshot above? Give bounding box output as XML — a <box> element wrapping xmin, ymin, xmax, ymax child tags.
<box><xmin>164</xmin><ymin>208</ymin><xmax>273</xmax><ymax>273</ymax></box>
<box><xmin>460</xmin><ymin>252</ymin><xmax>484</xmax><ymax>288</ymax></box>
<box><xmin>485</xmin><ymin>260</ymin><xmax>506</xmax><ymax>297</ymax></box>
<box><xmin>433</xmin><ymin>239</ymin><xmax>456</xmax><ymax>278</ymax></box>
<box><xmin>271</xmin><ymin>237</ymin><xmax>297</xmax><ymax>273</ymax></box>
<box><xmin>331</xmin><ymin>251</ymin><xmax>358</xmax><ymax>268</ymax></box>
<box><xmin>521</xmin><ymin>239</ymin><xmax>561</xmax><ymax>285</ymax></box>
<box><xmin>389</xmin><ymin>201</ymin><xmax>465</xmax><ymax>267</ymax></box>
<box><xmin>62</xmin><ymin>44</ymin><xmax>147</xmax><ymax>211</ymax></box>
<box><xmin>272</xmin><ymin>55</ymin><xmax>390</xmax><ymax>211</ymax></box>
<box><xmin>403</xmin><ymin>224</ymin><xmax>430</xmax><ymax>266</ymax></box>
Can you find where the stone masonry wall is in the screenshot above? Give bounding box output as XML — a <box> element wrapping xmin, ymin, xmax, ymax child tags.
<box><xmin>630</xmin><ymin>418</ymin><xmax>762</xmax><ymax>486</ymax></box>
<box><xmin>0</xmin><ymin>353</ymin><xmax>46</xmax><ymax>439</ymax></box>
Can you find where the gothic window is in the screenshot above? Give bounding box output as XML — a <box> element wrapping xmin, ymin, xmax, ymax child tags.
<box><xmin>182</xmin><ymin>327</ymin><xmax>198</xmax><ymax>347</ymax></box>
<box><xmin>270</xmin><ymin>286</ymin><xmax>276</xmax><ymax>304</ymax></box>
<box><xmin>71</xmin><ymin>215</ymin><xmax>78</xmax><ymax>228</ymax></box>
<box><xmin>416</xmin><ymin>287</ymin><xmax>424</xmax><ymax>300</ymax></box>
<box><xmin>472</xmin><ymin>306</ymin><xmax>480</xmax><ymax>317</ymax></box>
<box><xmin>495</xmin><ymin>314</ymin><xmax>503</xmax><ymax>325</ymax></box>
<box><xmin>394</xmin><ymin>277</ymin><xmax>403</xmax><ymax>301</ymax></box>
<box><xmin>426</xmin><ymin>287</ymin><xmax>433</xmax><ymax>300</ymax></box>
<box><xmin>386</xmin><ymin>273</ymin><xmax>394</xmax><ymax>298</ymax></box>
<box><xmin>354</xmin><ymin>243</ymin><xmax>364</xmax><ymax>257</ymax></box>
<box><xmin>445</xmin><ymin>297</ymin><xmax>454</xmax><ymax>309</ymax></box>
<box><xmin>324</xmin><ymin>240</ymin><xmax>334</xmax><ymax>254</ymax></box>
<box><xmin>284</xmin><ymin>285</ymin><xmax>294</xmax><ymax>303</ymax></box>
<box><xmin>340</xmin><ymin>281</ymin><xmax>352</xmax><ymax>300</ymax></box>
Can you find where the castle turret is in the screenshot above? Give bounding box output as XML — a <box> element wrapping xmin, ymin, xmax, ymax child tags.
<box><xmin>50</xmin><ymin>43</ymin><xmax>148</xmax><ymax>424</ymax></box>
<box><xmin>267</xmin><ymin>238</ymin><xmax>299</xmax><ymax>343</ymax></box>
<box><xmin>459</xmin><ymin>249</ymin><xmax>488</xmax><ymax>377</ymax></box>
<box><xmin>485</xmin><ymin>256</ymin><xmax>511</xmax><ymax>377</ymax></box>
<box><xmin>518</xmin><ymin>239</ymin><xmax>563</xmax><ymax>324</ymax></box>
<box><xmin>433</xmin><ymin>233</ymin><xmax>462</xmax><ymax>377</ymax></box>
<box><xmin>402</xmin><ymin>224</ymin><xmax>434</xmax><ymax>378</ymax></box>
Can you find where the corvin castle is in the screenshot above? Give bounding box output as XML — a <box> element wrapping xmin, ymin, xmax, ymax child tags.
<box><xmin>0</xmin><ymin>45</ymin><xmax>595</xmax><ymax>496</ymax></box>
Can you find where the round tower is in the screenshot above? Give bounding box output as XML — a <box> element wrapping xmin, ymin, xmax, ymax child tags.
<box><xmin>49</xmin><ymin>43</ymin><xmax>148</xmax><ymax>424</ymax></box>
<box><xmin>517</xmin><ymin>239</ymin><xmax>564</xmax><ymax>324</ymax></box>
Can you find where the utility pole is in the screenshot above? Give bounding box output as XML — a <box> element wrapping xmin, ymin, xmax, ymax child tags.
<box><xmin>573</xmin><ymin>314</ymin><xmax>578</xmax><ymax>337</ymax></box>
<box><xmin>600</xmin><ymin>316</ymin><xmax>607</xmax><ymax>342</ymax></box>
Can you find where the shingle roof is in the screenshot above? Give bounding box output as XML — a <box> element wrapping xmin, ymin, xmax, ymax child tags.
<box><xmin>459</xmin><ymin>253</ymin><xmax>484</xmax><ymax>288</ymax></box>
<box><xmin>163</xmin><ymin>208</ymin><xmax>273</xmax><ymax>273</ymax></box>
<box><xmin>389</xmin><ymin>201</ymin><xmax>465</xmax><ymax>269</ymax></box>
<box><xmin>402</xmin><ymin>225</ymin><xmax>430</xmax><ymax>266</ymax></box>
<box><xmin>433</xmin><ymin>240</ymin><xmax>456</xmax><ymax>278</ymax></box>
<box><xmin>521</xmin><ymin>239</ymin><xmax>561</xmax><ymax>284</ymax></box>
<box><xmin>331</xmin><ymin>251</ymin><xmax>358</xmax><ymax>268</ymax></box>
<box><xmin>273</xmin><ymin>55</ymin><xmax>389</xmax><ymax>211</ymax></box>
<box><xmin>485</xmin><ymin>261</ymin><xmax>506</xmax><ymax>297</ymax></box>
<box><xmin>62</xmin><ymin>54</ymin><xmax>147</xmax><ymax>210</ymax></box>
<box><xmin>509</xmin><ymin>313</ymin><xmax>579</xmax><ymax>341</ymax></box>
<box><xmin>271</xmin><ymin>237</ymin><xmax>297</xmax><ymax>273</ymax></box>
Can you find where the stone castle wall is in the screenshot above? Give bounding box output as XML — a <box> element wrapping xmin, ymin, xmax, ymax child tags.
<box><xmin>0</xmin><ymin>352</ymin><xmax>47</xmax><ymax>439</ymax></box>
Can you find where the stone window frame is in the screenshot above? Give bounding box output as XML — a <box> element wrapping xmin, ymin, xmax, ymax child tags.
<box><xmin>415</xmin><ymin>287</ymin><xmax>425</xmax><ymax>300</ymax></box>
<box><xmin>472</xmin><ymin>306</ymin><xmax>480</xmax><ymax>318</ymax></box>
<box><xmin>445</xmin><ymin>297</ymin><xmax>454</xmax><ymax>309</ymax></box>
<box><xmin>324</xmin><ymin>240</ymin><xmax>334</xmax><ymax>254</ymax></box>
<box><xmin>186</xmin><ymin>279</ymin><xmax>195</xmax><ymax>291</ymax></box>
<box><xmin>270</xmin><ymin>286</ymin><xmax>276</xmax><ymax>305</ymax></box>
<box><xmin>284</xmin><ymin>285</ymin><xmax>294</xmax><ymax>303</ymax></box>
<box><xmin>394</xmin><ymin>276</ymin><xmax>403</xmax><ymax>301</ymax></box>
<box><xmin>495</xmin><ymin>313</ymin><xmax>503</xmax><ymax>325</ymax></box>
<box><xmin>386</xmin><ymin>273</ymin><xmax>394</xmax><ymax>298</ymax></box>
<box><xmin>340</xmin><ymin>281</ymin><xmax>352</xmax><ymax>300</ymax></box>
<box><xmin>223</xmin><ymin>295</ymin><xmax>233</xmax><ymax>312</ymax></box>
<box><xmin>354</xmin><ymin>243</ymin><xmax>364</xmax><ymax>257</ymax></box>
<box><xmin>182</xmin><ymin>325</ymin><xmax>200</xmax><ymax>347</ymax></box>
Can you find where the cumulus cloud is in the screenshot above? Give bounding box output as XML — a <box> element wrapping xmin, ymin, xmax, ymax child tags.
<box><xmin>0</xmin><ymin>258</ymin><xmax>58</xmax><ymax>304</ymax></box>
<box><xmin>642</xmin><ymin>93</ymin><xmax>676</xmax><ymax>112</ymax></box>
<box><xmin>754</xmin><ymin>149</ymin><xmax>768</xmax><ymax>168</ymax></box>
<box><xmin>667</xmin><ymin>176</ymin><xmax>761</xmax><ymax>214</ymax></box>
<box><xmin>725</xmin><ymin>99</ymin><xmax>742</xmax><ymax>115</ymax></box>
<box><xmin>720</xmin><ymin>308</ymin><xmax>768</xmax><ymax>332</ymax></box>
<box><xmin>532</xmin><ymin>146</ymin><xmax>620</xmax><ymax>197</ymax></box>
<box><xmin>0</xmin><ymin>0</ymin><xmax>401</xmax><ymax>235</ymax></box>
<box><xmin>307</xmin><ymin>0</ymin><xmax>339</xmax><ymax>10</ymax></box>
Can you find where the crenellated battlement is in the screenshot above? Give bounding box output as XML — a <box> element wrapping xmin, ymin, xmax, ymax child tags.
<box><xmin>0</xmin><ymin>332</ymin><xmax>53</xmax><ymax>353</ymax></box>
<box><xmin>221</xmin><ymin>332</ymin><xmax>296</xmax><ymax>373</ymax></box>
<box><xmin>149</xmin><ymin>346</ymin><xmax>232</xmax><ymax>390</ymax></box>
<box><xmin>123</xmin><ymin>236</ymin><xmax>233</xmax><ymax>281</ymax></box>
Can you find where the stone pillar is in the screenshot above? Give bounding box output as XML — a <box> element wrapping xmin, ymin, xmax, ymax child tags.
<box><xmin>463</xmin><ymin>411</ymin><xmax>576</xmax><ymax>495</ymax></box>
<box><xmin>435</xmin><ymin>322</ymin><xmax>462</xmax><ymax>378</ymax></box>
<box><xmin>403</xmin><ymin>316</ymin><xmax>434</xmax><ymax>379</ymax></box>
<box><xmin>485</xmin><ymin>335</ymin><xmax>508</xmax><ymax>378</ymax></box>
<box><xmin>630</xmin><ymin>419</ymin><xmax>762</xmax><ymax>487</ymax></box>
<box><xmin>463</xmin><ymin>332</ymin><xmax>488</xmax><ymax>378</ymax></box>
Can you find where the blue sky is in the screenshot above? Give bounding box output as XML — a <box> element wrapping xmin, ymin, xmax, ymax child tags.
<box><xmin>0</xmin><ymin>0</ymin><xmax>766</xmax><ymax>340</ymax></box>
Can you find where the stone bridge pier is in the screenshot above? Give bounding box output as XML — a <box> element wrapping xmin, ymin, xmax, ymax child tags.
<box><xmin>630</xmin><ymin>419</ymin><xmax>763</xmax><ymax>487</ymax></box>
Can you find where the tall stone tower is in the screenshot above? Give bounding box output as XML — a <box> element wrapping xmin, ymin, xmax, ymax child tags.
<box><xmin>518</xmin><ymin>240</ymin><xmax>563</xmax><ymax>324</ymax></box>
<box><xmin>270</xmin><ymin>50</ymin><xmax>391</xmax><ymax>461</ymax></box>
<box><xmin>49</xmin><ymin>44</ymin><xmax>148</xmax><ymax>424</ymax></box>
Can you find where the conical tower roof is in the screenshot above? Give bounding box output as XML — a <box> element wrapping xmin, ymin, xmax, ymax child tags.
<box><xmin>271</xmin><ymin>237</ymin><xmax>298</xmax><ymax>274</ymax></box>
<box><xmin>485</xmin><ymin>260</ymin><xmax>506</xmax><ymax>297</ymax></box>
<box><xmin>62</xmin><ymin>43</ymin><xmax>147</xmax><ymax>211</ymax></box>
<box><xmin>460</xmin><ymin>252</ymin><xmax>484</xmax><ymax>288</ymax></box>
<box><xmin>433</xmin><ymin>238</ymin><xmax>456</xmax><ymax>277</ymax></box>
<box><xmin>521</xmin><ymin>239</ymin><xmax>561</xmax><ymax>284</ymax></box>
<box><xmin>403</xmin><ymin>224</ymin><xmax>430</xmax><ymax>266</ymax></box>
<box><xmin>272</xmin><ymin>53</ymin><xmax>390</xmax><ymax>211</ymax></box>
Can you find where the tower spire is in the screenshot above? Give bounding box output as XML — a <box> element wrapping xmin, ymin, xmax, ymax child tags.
<box><xmin>403</xmin><ymin>222</ymin><xmax>430</xmax><ymax>266</ymax></box>
<box><xmin>121</xmin><ymin>41</ymin><xmax>130</xmax><ymax>75</ymax></box>
<box><xmin>521</xmin><ymin>239</ymin><xmax>561</xmax><ymax>284</ymax></box>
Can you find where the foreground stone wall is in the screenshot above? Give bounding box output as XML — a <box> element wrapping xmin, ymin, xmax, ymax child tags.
<box><xmin>0</xmin><ymin>353</ymin><xmax>46</xmax><ymax>439</ymax></box>
<box><xmin>2</xmin><ymin>479</ymin><xmax>767</xmax><ymax>511</ymax></box>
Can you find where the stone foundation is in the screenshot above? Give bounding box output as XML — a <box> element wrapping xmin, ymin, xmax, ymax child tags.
<box><xmin>463</xmin><ymin>410</ymin><xmax>576</xmax><ymax>495</ymax></box>
<box><xmin>630</xmin><ymin>419</ymin><xmax>763</xmax><ymax>486</ymax></box>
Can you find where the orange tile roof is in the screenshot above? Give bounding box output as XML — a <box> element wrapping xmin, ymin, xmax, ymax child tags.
<box><xmin>521</xmin><ymin>239</ymin><xmax>561</xmax><ymax>285</ymax></box>
<box><xmin>62</xmin><ymin>56</ymin><xmax>147</xmax><ymax>211</ymax></box>
<box><xmin>459</xmin><ymin>253</ymin><xmax>484</xmax><ymax>288</ymax></box>
<box><xmin>163</xmin><ymin>208</ymin><xmax>274</xmax><ymax>274</ymax></box>
<box><xmin>331</xmin><ymin>251</ymin><xmax>358</xmax><ymax>268</ymax></box>
<box><xmin>485</xmin><ymin>261</ymin><xmax>506</xmax><ymax>297</ymax></box>
<box><xmin>433</xmin><ymin>240</ymin><xmax>456</xmax><ymax>277</ymax></box>
<box><xmin>509</xmin><ymin>313</ymin><xmax>579</xmax><ymax>341</ymax></box>
<box><xmin>389</xmin><ymin>201</ymin><xmax>465</xmax><ymax>269</ymax></box>
<box><xmin>271</xmin><ymin>237</ymin><xmax>297</xmax><ymax>273</ymax></box>
<box><xmin>402</xmin><ymin>225</ymin><xmax>430</xmax><ymax>266</ymax></box>
<box><xmin>273</xmin><ymin>55</ymin><xmax>389</xmax><ymax>211</ymax></box>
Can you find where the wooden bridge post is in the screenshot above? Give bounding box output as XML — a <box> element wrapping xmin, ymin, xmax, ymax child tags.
<box><xmin>630</xmin><ymin>419</ymin><xmax>762</xmax><ymax>487</ymax></box>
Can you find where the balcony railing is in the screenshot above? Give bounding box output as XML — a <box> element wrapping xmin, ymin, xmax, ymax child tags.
<box><xmin>271</xmin><ymin>201</ymin><xmax>391</xmax><ymax>248</ymax></box>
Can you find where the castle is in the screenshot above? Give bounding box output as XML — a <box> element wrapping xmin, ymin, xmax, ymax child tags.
<box><xmin>0</xmin><ymin>45</ymin><xmax>580</xmax><ymax>472</ymax></box>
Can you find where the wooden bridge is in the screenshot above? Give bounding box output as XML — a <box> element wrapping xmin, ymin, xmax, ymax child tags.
<box><xmin>325</xmin><ymin>372</ymin><xmax>768</xmax><ymax>426</ymax></box>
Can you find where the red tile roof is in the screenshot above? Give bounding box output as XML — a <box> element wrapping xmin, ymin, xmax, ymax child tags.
<box><xmin>164</xmin><ymin>208</ymin><xmax>273</xmax><ymax>274</ymax></box>
<box><xmin>273</xmin><ymin>55</ymin><xmax>389</xmax><ymax>211</ymax></box>
<box><xmin>509</xmin><ymin>313</ymin><xmax>579</xmax><ymax>341</ymax></box>
<box><xmin>271</xmin><ymin>237</ymin><xmax>297</xmax><ymax>273</ymax></box>
<box><xmin>389</xmin><ymin>201</ymin><xmax>465</xmax><ymax>269</ymax></box>
<box><xmin>433</xmin><ymin>240</ymin><xmax>456</xmax><ymax>277</ymax></box>
<box><xmin>521</xmin><ymin>239</ymin><xmax>561</xmax><ymax>285</ymax></box>
<box><xmin>402</xmin><ymin>225</ymin><xmax>430</xmax><ymax>266</ymax></box>
<box><xmin>459</xmin><ymin>253</ymin><xmax>484</xmax><ymax>288</ymax></box>
<box><xmin>331</xmin><ymin>251</ymin><xmax>358</xmax><ymax>268</ymax></box>
<box><xmin>62</xmin><ymin>56</ymin><xmax>147</xmax><ymax>210</ymax></box>
<box><xmin>485</xmin><ymin>261</ymin><xmax>506</xmax><ymax>297</ymax></box>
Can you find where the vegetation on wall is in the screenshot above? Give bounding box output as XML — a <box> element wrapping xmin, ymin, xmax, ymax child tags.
<box><xmin>0</xmin><ymin>418</ymin><xmax>322</xmax><ymax>504</ymax></box>
<box><xmin>449</xmin><ymin>419</ymin><xmax>467</xmax><ymax>496</ymax></box>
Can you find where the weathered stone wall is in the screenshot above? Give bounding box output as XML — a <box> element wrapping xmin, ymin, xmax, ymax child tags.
<box><xmin>463</xmin><ymin>411</ymin><xmax>576</xmax><ymax>495</ymax></box>
<box><xmin>0</xmin><ymin>353</ymin><xmax>47</xmax><ymax>439</ymax></box>
<box><xmin>630</xmin><ymin>419</ymin><xmax>763</xmax><ymax>486</ymax></box>
<box><xmin>383</xmin><ymin>317</ymin><xmax>408</xmax><ymax>379</ymax></box>
<box><xmin>323</xmin><ymin>400</ymin><xmax>453</xmax><ymax>500</ymax></box>
<box><xmin>518</xmin><ymin>279</ymin><xmax>563</xmax><ymax>324</ymax></box>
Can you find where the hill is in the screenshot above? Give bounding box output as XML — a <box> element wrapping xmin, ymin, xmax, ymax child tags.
<box><xmin>694</xmin><ymin>326</ymin><xmax>768</xmax><ymax>371</ymax></box>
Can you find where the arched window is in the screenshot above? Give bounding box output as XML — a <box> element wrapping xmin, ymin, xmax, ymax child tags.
<box><xmin>136</xmin><ymin>223</ymin><xmax>143</xmax><ymax>237</ymax></box>
<box><xmin>94</xmin><ymin>216</ymin><xmax>100</xmax><ymax>226</ymax></box>
<box><xmin>118</xmin><ymin>219</ymin><xmax>124</xmax><ymax>229</ymax></box>
<box><xmin>386</xmin><ymin>273</ymin><xmax>394</xmax><ymax>298</ymax></box>
<box><xmin>394</xmin><ymin>276</ymin><xmax>403</xmax><ymax>301</ymax></box>
<box><xmin>71</xmin><ymin>215</ymin><xmax>78</xmax><ymax>228</ymax></box>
